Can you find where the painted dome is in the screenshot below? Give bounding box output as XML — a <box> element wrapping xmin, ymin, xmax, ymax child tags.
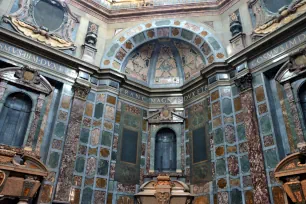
<box><xmin>122</xmin><ymin>39</ymin><xmax>206</xmax><ymax>88</ymax></box>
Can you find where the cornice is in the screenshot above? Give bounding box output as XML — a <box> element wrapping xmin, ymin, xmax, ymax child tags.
<box><xmin>68</xmin><ymin>0</ymin><xmax>238</xmax><ymax>23</ymax></box>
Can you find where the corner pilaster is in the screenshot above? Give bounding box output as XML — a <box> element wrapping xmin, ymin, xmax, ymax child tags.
<box><xmin>234</xmin><ymin>73</ymin><xmax>271</xmax><ymax>204</ymax></box>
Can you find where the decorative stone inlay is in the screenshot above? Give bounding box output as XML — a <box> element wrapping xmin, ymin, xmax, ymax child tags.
<box><xmin>217</xmin><ymin>178</ymin><xmax>227</xmax><ymax>189</ymax></box>
<box><xmin>230</xmin><ymin>179</ymin><xmax>240</xmax><ymax>187</ymax></box>
<box><xmin>264</xmin><ymin>135</ymin><xmax>274</xmax><ymax>147</ymax></box>
<box><xmin>58</xmin><ymin>110</ymin><xmax>68</xmax><ymax>121</ymax></box>
<box><xmin>225</xmin><ymin>125</ymin><xmax>235</xmax><ymax>144</ymax></box>
<box><xmin>218</xmin><ymin>192</ymin><xmax>229</xmax><ymax>204</ymax></box>
<box><xmin>216</xmin><ymin>146</ymin><xmax>225</xmax><ymax>157</ymax></box>
<box><xmin>96</xmin><ymin>178</ymin><xmax>107</xmax><ymax>188</ymax></box>
<box><xmin>73</xmin><ymin>176</ymin><xmax>82</xmax><ymax>186</ymax></box>
<box><xmin>94</xmin><ymin>191</ymin><xmax>106</xmax><ymax>204</ymax></box>
<box><xmin>212</xmin><ymin>101</ymin><xmax>221</xmax><ymax>117</ymax></box>
<box><xmin>228</xmin><ymin>156</ymin><xmax>239</xmax><ymax>176</ymax></box>
<box><xmin>52</xmin><ymin>139</ymin><xmax>62</xmax><ymax>150</ymax></box>
<box><xmin>255</xmin><ymin>86</ymin><xmax>265</xmax><ymax>102</ymax></box>
<box><xmin>55</xmin><ymin>86</ymin><xmax>90</xmax><ymax>201</ymax></box>
<box><xmin>284</xmin><ymin>82</ymin><xmax>305</xmax><ymax>145</ymax></box>
<box><xmin>100</xmin><ymin>148</ymin><xmax>110</xmax><ymax>157</ymax></box>
<box><xmin>235</xmin><ymin>79</ymin><xmax>270</xmax><ymax>203</ymax></box>
<box><xmin>211</xmin><ymin>90</ymin><xmax>220</xmax><ymax>101</ymax></box>
<box><xmin>258</xmin><ymin>103</ymin><xmax>268</xmax><ymax>114</ymax></box>
<box><xmin>239</xmin><ymin>142</ymin><xmax>248</xmax><ymax>153</ymax></box>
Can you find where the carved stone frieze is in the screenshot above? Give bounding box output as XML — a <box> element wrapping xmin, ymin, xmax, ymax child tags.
<box><xmin>72</xmin><ymin>83</ymin><xmax>91</xmax><ymax>100</ymax></box>
<box><xmin>0</xmin><ymin>65</ymin><xmax>52</xmax><ymax>94</ymax></box>
<box><xmin>234</xmin><ymin>73</ymin><xmax>253</xmax><ymax>92</ymax></box>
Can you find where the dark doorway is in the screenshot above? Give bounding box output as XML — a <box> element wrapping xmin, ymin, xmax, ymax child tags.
<box><xmin>154</xmin><ymin>128</ymin><xmax>176</xmax><ymax>172</ymax></box>
<box><xmin>0</xmin><ymin>92</ymin><xmax>32</xmax><ymax>147</ymax></box>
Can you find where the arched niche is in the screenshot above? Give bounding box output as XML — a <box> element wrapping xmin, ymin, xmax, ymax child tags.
<box><xmin>101</xmin><ymin>19</ymin><xmax>227</xmax><ymax>74</ymax></box>
<box><xmin>154</xmin><ymin>128</ymin><xmax>177</xmax><ymax>172</ymax></box>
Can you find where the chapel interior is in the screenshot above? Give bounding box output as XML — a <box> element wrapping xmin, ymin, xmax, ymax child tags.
<box><xmin>0</xmin><ymin>0</ymin><xmax>306</xmax><ymax>203</ymax></box>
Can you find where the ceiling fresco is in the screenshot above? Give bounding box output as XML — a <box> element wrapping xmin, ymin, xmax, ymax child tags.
<box><xmin>101</xmin><ymin>20</ymin><xmax>227</xmax><ymax>86</ymax></box>
<box><xmin>122</xmin><ymin>39</ymin><xmax>205</xmax><ymax>88</ymax></box>
<box><xmin>91</xmin><ymin>0</ymin><xmax>221</xmax><ymax>10</ymax></box>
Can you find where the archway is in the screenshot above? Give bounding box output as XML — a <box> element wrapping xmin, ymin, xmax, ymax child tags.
<box><xmin>101</xmin><ymin>19</ymin><xmax>227</xmax><ymax>74</ymax></box>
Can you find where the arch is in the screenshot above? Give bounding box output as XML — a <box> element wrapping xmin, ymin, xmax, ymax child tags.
<box><xmin>0</xmin><ymin>92</ymin><xmax>32</xmax><ymax>147</ymax></box>
<box><xmin>154</xmin><ymin>128</ymin><xmax>177</xmax><ymax>172</ymax></box>
<box><xmin>101</xmin><ymin>19</ymin><xmax>227</xmax><ymax>72</ymax></box>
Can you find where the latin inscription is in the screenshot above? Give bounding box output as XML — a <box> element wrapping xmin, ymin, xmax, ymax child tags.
<box><xmin>121</xmin><ymin>86</ymin><xmax>206</xmax><ymax>104</ymax></box>
<box><xmin>184</xmin><ymin>86</ymin><xmax>206</xmax><ymax>102</ymax></box>
<box><xmin>249</xmin><ymin>31</ymin><xmax>306</xmax><ymax>69</ymax></box>
<box><xmin>0</xmin><ymin>41</ymin><xmax>78</xmax><ymax>78</ymax></box>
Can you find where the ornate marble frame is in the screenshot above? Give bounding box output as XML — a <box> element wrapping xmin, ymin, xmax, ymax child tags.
<box><xmin>145</xmin><ymin>106</ymin><xmax>185</xmax><ymax>173</ymax></box>
<box><xmin>2</xmin><ymin>0</ymin><xmax>79</xmax><ymax>50</ymax></box>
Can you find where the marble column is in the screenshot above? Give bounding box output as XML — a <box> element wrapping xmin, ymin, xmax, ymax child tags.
<box><xmin>54</xmin><ymin>83</ymin><xmax>90</xmax><ymax>202</ymax></box>
<box><xmin>25</xmin><ymin>93</ymin><xmax>46</xmax><ymax>151</ymax></box>
<box><xmin>283</xmin><ymin>82</ymin><xmax>306</xmax><ymax>149</ymax></box>
<box><xmin>235</xmin><ymin>73</ymin><xmax>270</xmax><ymax>204</ymax></box>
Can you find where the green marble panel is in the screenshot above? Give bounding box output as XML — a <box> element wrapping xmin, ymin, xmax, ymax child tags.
<box><xmin>214</xmin><ymin>128</ymin><xmax>224</xmax><ymax>145</ymax></box>
<box><xmin>48</xmin><ymin>151</ymin><xmax>60</xmax><ymax>168</ymax></box>
<box><xmin>98</xmin><ymin>159</ymin><xmax>109</xmax><ymax>176</ymax></box>
<box><xmin>216</xmin><ymin>159</ymin><xmax>226</xmax><ymax>176</ymax></box>
<box><xmin>264</xmin><ymin>149</ymin><xmax>278</xmax><ymax>169</ymax></box>
<box><xmin>231</xmin><ymin>189</ymin><xmax>243</xmax><ymax>204</ymax></box>
<box><xmin>155</xmin><ymin>20</ymin><xmax>171</xmax><ymax>26</ymax></box>
<box><xmin>54</xmin><ymin>122</ymin><xmax>65</xmax><ymax>138</ymax></box>
<box><xmin>80</xmin><ymin>128</ymin><xmax>90</xmax><ymax>143</ymax></box>
<box><xmin>94</xmin><ymin>103</ymin><xmax>104</xmax><ymax>119</ymax></box>
<box><xmin>237</xmin><ymin>124</ymin><xmax>246</xmax><ymax>141</ymax></box>
<box><xmin>101</xmin><ymin>131</ymin><xmax>112</xmax><ymax>147</ymax></box>
<box><xmin>75</xmin><ymin>157</ymin><xmax>85</xmax><ymax>173</ymax></box>
<box><xmin>81</xmin><ymin>187</ymin><xmax>93</xmax><ymax>204</ymax></box>
<box><xmin>222</xmin><ymin>98</ymin><xmax>233</xmax><ymax>115</ymax></box>
<box><xmin>260</xmin><ymin>115</ymin><xmax>272</xmax><ymax>135</ymax></box>
<box><xmin>133</xmin><ymin>33</ymin><xmax>145</xmax><ymax>44</ymax></box>
<box><xmin>181</xmin><ymin>29</ymin><xmax>194</xmax><ymax>41</ymax></box>
<box><xmin>240</xmin><ymin>155</ymin><xmax>250</xmax><ymax>173</ymax></box>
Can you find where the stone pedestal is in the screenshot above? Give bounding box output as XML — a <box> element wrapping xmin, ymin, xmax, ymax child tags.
<box><xmin>82</xmin><ymin>44</ymin><xmax>97</xmax><ymax>64</ymax></box>
<box><xmin>230</xmin><ymin>33</ymin><xmax>246</xmax><ymax>54</ymax></box>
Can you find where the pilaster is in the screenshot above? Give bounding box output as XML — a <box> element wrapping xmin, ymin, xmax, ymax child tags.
<box><xmin>25</xmin><ymin>93</ymin><xmax>46</xmax><ymax>151</ymax></box>
<box><xmin>283</xmin><ymin>82</ymin><xmax>306</xmax><ymax>151</ymax></box>
<box><xmin>234</xmin><ymin>73</ymin><xmax>270</xmax><ymax>204</ymax></box>
<box><xmin>54</xmin><ymin>83</ymin><xmax>90</xmax><ymax>202</ymax></box>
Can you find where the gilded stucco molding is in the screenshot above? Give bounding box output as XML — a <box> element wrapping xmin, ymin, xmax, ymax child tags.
<box><xmin>2</xmin><ymin>16</ymin><xmax>75</xmax><ymax>50</ymax></box>
<box><xmin>253</xmin><ymin>0</ymin><xmax>306</xmax><ymax>35</ymax></box>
